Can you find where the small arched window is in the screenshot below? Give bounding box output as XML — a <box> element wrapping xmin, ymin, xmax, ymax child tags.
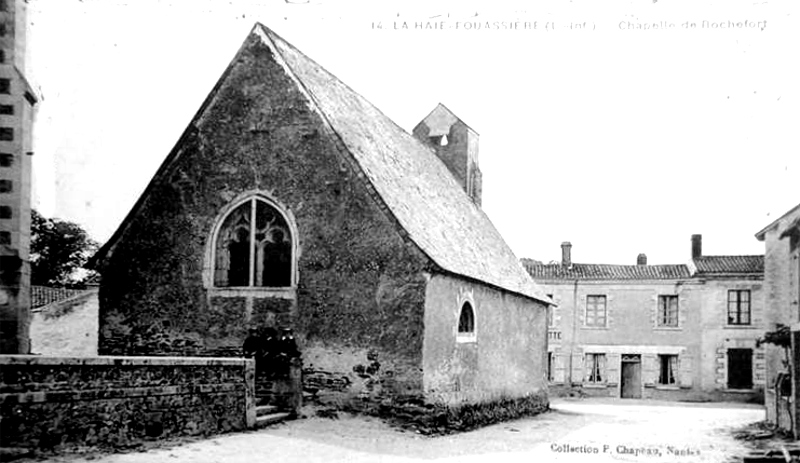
<box><xmin>458</xmin><ymin>302</ymin><xmax>475</xmax><ymax>334</ymax></box>
<box><xmin>214</xmin><ymin>197</ymin><xmax>293</xmax><ymax>288</ymax></box>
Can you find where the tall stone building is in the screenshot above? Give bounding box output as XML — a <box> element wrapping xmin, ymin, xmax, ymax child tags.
<box><xmin>755</xmin><ymin>202</ymin><xmax>800</xmax><ymax>435</ymax></box>
<box><xmin>0</xmin><ymin>0</ymin><xmax>38</xmax><ymax>354</ymax></box>
<box><xmin>91</xmin><ymin>23</ymin><xmax>551</xmax><ymax>418</ymax></box>
<box><xmin>524</xmin><ymin>235</ymin><xmax>765</xmax><ymax>402</ymax></box>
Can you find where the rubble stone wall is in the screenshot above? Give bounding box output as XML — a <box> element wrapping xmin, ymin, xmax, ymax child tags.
<box><xmin>0</xmin><ymin>355</ymin><xmax>255</xmax><ymax>450</ymax></box>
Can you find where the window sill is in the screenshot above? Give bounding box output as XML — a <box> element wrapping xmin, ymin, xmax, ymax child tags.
<box><xmin>582</xmin><ymin>383</ymin><xmax>607</xmax><ymax>389</ymax></box>
<box><xmin>653</xmin><ymin>326</ymin><xmax>682</xmax><ymax>331</ymax></box>
<box><xmin>581</xmin><ymin>326</ymin><xmax>608</xmax><ymax>330</ymax></box>
<box><xmin>723</xmin><ymin>388</ymin><xmax>758</xmax><ymax>393</ymax></box>
<box><xmin>456</xmin><ymin>334</ymin><xmax>476</xmax><ymax>344</ymax></box>
<box><xmin>654</xmin><ymin>385</ymin><xmax>680</xmax><ymax>390</ymax></box>
<box><xmin>724</xmin><ymin>325</ymin><xmax>756</xmax><ymax>329</ymax></box>
<box><xmin>207</xmin><ymin>287</ymin><xmax>296</xmax><ymax>299</ymax></box>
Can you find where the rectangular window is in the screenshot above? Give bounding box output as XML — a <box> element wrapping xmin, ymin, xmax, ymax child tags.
<box><xmin>547</xmin><ymin>352</ymin><xmax>554</xmax><ymax>382</ymax></box>
<box><xmin>0</xmin><ymin>104</ymin><xmax>12</xmax><ymax>115</ymax></box>
<box><xmin>585</xmin><ymin>295</ymin><xmax>607</xmax><ymax>327</ymax></box>
<box><xmin>658</xmin><ymin>354</ymin><xmax>678</xmax><ymax>385</ymax></box>
<box><xmin>0</xmin><ymin>79</ymin><xmax>9</xmax><ymax>95</ymax></box>
<box><xmin>727</xmin><ymin>348</ymin><xmax>753</xmax><ymax>389</ymax></box>
<box><xmin>585</xmin><ymin>353</ymin><xmax>606</xmax><ymax>383</ymax></box>
<box><xmin>0</xmin><ymin>0</ymin><xmax>7</xmax><ymax>12</ymax></box>
<box><xmin>0</xmin><ymin>230</ymin><xmax>9</xmax><ymax>245</ymax></box>
<box><xmin>0</xmin><ymin>127</ymin><xmax>12</xmax><ymax>141</ymax></box>
<box><xmin>0</xmin><ymin>49</ymin><xmax>5</xmax><ymax>64</ymax></box>
<box><xmin>0</xmin><ymin>205</ymin><xmax>11</xmax><ymax>218</ymax></box>
<box><xmin>0</xmin><ymin>180</ymin><xmax>10</xmax><ymax>193</ymax></box>
<box><xmin>0</xmin><ymin>153</ymin><xmax>11</xmax><ymax>167</ymax></box>
<box><xmin>657</xmin><ymin>295</ymin><xmax>679</xmax><ymax>327</ymax></box>
<box><xmin>727</xmin><ymin>290</ymin><xmax>751</xmax><ymax>325</ymax></box>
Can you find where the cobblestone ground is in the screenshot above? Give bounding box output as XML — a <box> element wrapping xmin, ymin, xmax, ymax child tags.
<box><xmin>42</xmin><ymin>398</ymin><xmax>764</xmax><ymax>463</ymax></box>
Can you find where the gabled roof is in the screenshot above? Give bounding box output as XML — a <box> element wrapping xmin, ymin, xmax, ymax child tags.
<box><xmin>755</xmin><ymin>202</ymin><xmax>800</xmax><ymax>241</ymax></box>
<box><xmin>92</xmin><ymin>23</ymin><xmax>549</xmax><ymax>304</ymax></box>
<box><xmin>690</xmin><ymin>255</ymin><xmax>764</xmax><ymax>275</ymax></box>
<box><xmin>522</xmin><ymin>260</ymin><xmax>691</xmax><ymax>281</ymax></box>
<box><xmin>415</xmin><ymin>103</ymin><xmax>479</xmax><ymax>137</ymax></box>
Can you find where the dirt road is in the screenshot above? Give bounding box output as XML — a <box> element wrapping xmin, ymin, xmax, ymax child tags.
<box><xmin>43</xmin><ymin>398</ymin><xmax>764</xmax><ymax>463</ymax></box>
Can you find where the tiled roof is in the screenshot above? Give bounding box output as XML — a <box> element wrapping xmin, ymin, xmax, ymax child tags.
<box><xmin>522</xmin><ymin>260</ymin><xmax>691</xmax><ymax>281</ymax></box>
<box><xmin>31</xmin><ymin>286</ymin><xmax>89</xmax><ymax>309</ymax></box>
<box><xmin>690</xmin><ymin>256</ymin><xmax>764</xmax><ymax>275</ymax></box>
<box><xmin>262</xmin><ymin>25</ymin><xmax>547</xmax><ymax>303</ymax></box>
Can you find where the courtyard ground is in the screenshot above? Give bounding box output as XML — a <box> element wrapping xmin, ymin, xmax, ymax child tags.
<box><xmin>37</xmin><ymin>398</ymin><xmax>768</xmax><ymax>463</ymax></box>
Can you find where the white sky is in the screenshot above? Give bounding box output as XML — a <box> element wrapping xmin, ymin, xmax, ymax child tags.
<box><xmin>26</xmin><ymin>0</ymin><xmax>800</xmax><ymax>265</ymax></box>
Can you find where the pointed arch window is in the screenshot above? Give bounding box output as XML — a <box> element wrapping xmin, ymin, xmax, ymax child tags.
<box><xmin>458</xmin><ymin>302</ymin><xmax>475</xmax><ymax>334</ymax></box>
<box><xmin>214</xmin><ymin>197</ymin><xmax>294</xmax><ymax>288</ymax></box>
<box><xmin>456</xmin><ymin>301</ymin><xmax>476</xmax><ymax>343</ymax></box>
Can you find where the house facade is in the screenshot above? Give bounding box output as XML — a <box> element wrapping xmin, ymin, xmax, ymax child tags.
<box><xmin>756</xmin><ymin>202</ymin><xmax>800</xmax><ymax>435</ymax></box>
<box><xmin>90</xmin><ymin>24</ymin><xmax>551</xmax><ymax>417</ymax></box>
<box><xmin>524</xmin><ymin>235</ymin><xmax>764</xmax><ymax>402</ymax></box>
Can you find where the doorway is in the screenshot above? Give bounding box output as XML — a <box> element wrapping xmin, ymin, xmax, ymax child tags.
<box><xmin>727</xmin><ymin>348</ymin><xmax>753</xmax><ymax>390</ymax></box>
<box><xmin>621</xmin><ymin>354</ymin><xmax>642</xmax><ymax>399</ymax></box>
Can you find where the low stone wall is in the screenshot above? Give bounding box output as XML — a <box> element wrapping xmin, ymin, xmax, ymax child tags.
<box><xmin>368</xmin><ymin>391</ymin><xmax>550</xmax><ymax>435</ymax></box>
<box><xmin>0</xmin><ymin>355</ymin><xmax>255</xmax><ymax>450</ymax></box>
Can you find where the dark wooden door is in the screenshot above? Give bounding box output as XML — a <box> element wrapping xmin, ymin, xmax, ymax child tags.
<box><xmin>621</xmin><ymin>355</ymin><xmax>642</xmax><ymax>398</ymax></box>
<box><xmin>727</xmin><ymin>348</ymin><xmax>753</xmax><ymax>389</ymax></box>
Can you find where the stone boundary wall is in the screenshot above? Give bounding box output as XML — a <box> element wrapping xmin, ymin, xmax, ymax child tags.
<box><xmin>362</xmin><ymin>391</ymin><xmax>550</xmax><ymax>435</ymax></box>
<box><xmin>0</xmin><ymin>355</ymin><xmax>255</xmax><ymax>450</ymax></box>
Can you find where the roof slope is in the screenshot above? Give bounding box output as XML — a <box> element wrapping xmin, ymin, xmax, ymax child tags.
<box><xmin>415</xmin><ymin>103</ymin><xmax>478</xmax><ymax>137</ymax></box>
<box><xmin>522</xmin><ymin>260</ymin><xmax>691</xmax><ymax>281</ymax></box>
<box><xmin>755</xmin><ymin>202</ymin><xmax>800</xmax><ymax>240</ymax></box>
<box><xmin>690</xmin><ymin>256</ymin><xmax>764</xmax><ymax>275</ymax></box>
<box><xmin>92</xmin><ymin>24</ymin><xmax>548</xmax><ymax>304</ymax></box>
<box><xmin>261</xmin><ymin>25</ymin><xmax>547</xmax><ymax>303</ymax></box>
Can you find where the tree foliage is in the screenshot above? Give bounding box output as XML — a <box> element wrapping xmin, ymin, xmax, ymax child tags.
<box><xmin>30</xmin><ymin>209</ymin><xmax>99</xmax><ymax>286</ymax></box>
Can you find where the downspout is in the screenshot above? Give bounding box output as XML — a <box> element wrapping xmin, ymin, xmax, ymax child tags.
<box><xmin>570</xmin><ymin>279</ymin><xmax>579</xmax><ymax>387</ymax></box>
<box><xmin>791</xmin><ymin>331</ymin><xmax>797</xmax><ymax>440</ymax></box>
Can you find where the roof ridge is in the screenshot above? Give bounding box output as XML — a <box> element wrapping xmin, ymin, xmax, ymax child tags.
<box><xmin>260</xmin><ymin>24</ymin><xmax>546</xmax><ymax>302</ymax></box>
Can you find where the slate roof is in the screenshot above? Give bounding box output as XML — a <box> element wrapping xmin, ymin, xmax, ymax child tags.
<box><xmin>262</xmin><ymin>26</ymin><xmax>547</xmax><ymax>303</ymax></box>
<box><xmin>92</xmin><ymin>24</ymin><xmax>549</xmax><ymax>304</ymax></box>
<box><xmin>522</xmin><ymin>260</ymin><xmax>691</xmax><ymax>281</ymax></box>
<box><xmin>690</xmin><ymin>255</ymin><xmax>764</xmax><ymax>275</ymax></box>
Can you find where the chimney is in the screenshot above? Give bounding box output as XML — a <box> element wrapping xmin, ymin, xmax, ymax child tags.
<box><xmin>561</xmin><ymin>242</ymin><xmax>572</xmax><ymax>267</ymax></box>
<box><xmin>637</xmin><ymin>253</ymin><xmax>647</xmax><ymax>265</ymax></box>
<box><xmin>412</xmin><ymin>104</ymin><xmax>482</xmax><ymax>206</ymax></box>
<box><xmin>691</xmin><ymin>234</ymin><xmax>702</xmax><ymax>259</ymax></box>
